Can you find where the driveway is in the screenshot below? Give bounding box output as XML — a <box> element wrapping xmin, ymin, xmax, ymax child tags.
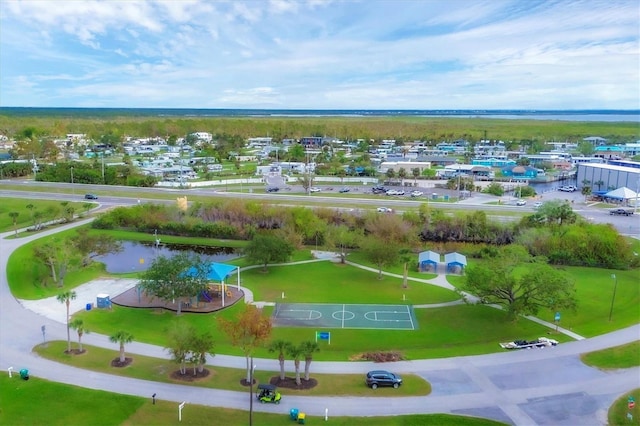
<box><xmin>1</xmin><ymin>218</ymin><xmax>638</xmax><ymax>425</ymax></box>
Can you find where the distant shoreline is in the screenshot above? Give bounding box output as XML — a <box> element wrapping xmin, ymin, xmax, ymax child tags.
<box><xmin>0</xmin><ymin>107</ymin><xmax>638</xmax><ymax>122</ymax></box>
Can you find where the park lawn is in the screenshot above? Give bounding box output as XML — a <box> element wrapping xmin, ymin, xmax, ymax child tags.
<box><xmin>34</xmin><ymin>341</ymin><xmax>431</xmax><ymax>397</ymax></box>
<box><xmin>266</xmin><ymin>304</ymin><xmax>572</xmax><ymax>360</ymax></box>
<box><xmin>74</xmin><ymin>300</ymin><xmax>562</xmax><ymax>361</ymax></box>
<box><xmin>581</xmin><ymin>341</ymin><xmax>640</xmax><ymax>369</ymax></box>
<box><xmin>608</xmin><ymin>388</ymin><xmax>640</xmax><ymax>426</ymax></box>
<box><xmin>0</xmin><ymin>373</ymin><xmax>143</xmax><ymax>426</ymax></box>
<box><xmin>243</xmin><ymin>261</ymin><xmax>459</xmax><ymax>304</ymax></box>
<box><xmin>442</xmin><ymin>259</ymin><xmax>640</xmax><ymax>337</ymax></box>
<box><xmin>536</xmin><ymin>266</ymin><xmax>640</xmax><ymax>337</ymax></box>
<box><xmin>345</xmin><ymin>250</ymin><xmax>439</xmax><ymax>281</ymax></box>
<box><xmin>0</xmin><ymin>198</ymin><xmax>90</xmax><ymax>233</ymax></box>
<box><xmin>6</xmin><ymin>227</ymin><xmax>112</xmax><ymax>299</ymax></box>
<box><xmin>0</xmin><ymin>375</ymin><xmax>503</xmax><ymax>426</ymax></box>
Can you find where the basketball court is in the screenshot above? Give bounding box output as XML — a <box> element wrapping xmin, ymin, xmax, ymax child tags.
<box><xmin>272</xmin><ymin>303</ymin><xmax>417</xmax><ymax>330</ymax></box>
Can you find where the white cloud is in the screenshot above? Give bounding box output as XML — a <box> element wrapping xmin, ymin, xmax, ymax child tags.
<box><xmin>0</xmin><ymin>0</ymin><xmax>638</xmax><ymax>109</ymax></box>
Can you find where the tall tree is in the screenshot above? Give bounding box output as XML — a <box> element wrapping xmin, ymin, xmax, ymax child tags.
<box><xmin>361</xmin><ymin>237</ymin><xmax>399</xmax><ymax>279</ymax></box>
<box><xmin>287</xmin><ymin>344</ymin><xmax>304</xmax><ymax>386</ymax></box>
<box><xmin>166</xmin><ymin>322</ymin><xmax>191</xmax><ymax>375</ymax></box>
<box><xmin>56</xmin><ymin>291</ymin><xmax>77</xmax><ymax>353</ymax></box>
<box><xmin>8</xmin><ymin>211</ymin><xmax>19</xmax><ymax>236</ymax></box>
<box><xmin>268</xmin><ymin>339</ymin><xmax>292</xmax><ymax>381</ymax></box>
<box><xmin>71</xmin><ymin>228</ymin><xmax>122</xmax><ymax>266</ymax></box>
<box><xmin>243</xmin><ymin>233</ymin><xmax>294</xmax><ymax>272</ymax></box>
<box><xmin>138</xmin><ymin>253</ymin><xmax>209</xmax><ymax>315</ymax></box>
<box><xmin>463</xmin><ymin>247</ymin><xmax>576</xmax><ymax>321</ymax></box>
<box><xmin>299</xmin><ymin>341</ymin><xmax>320</xmax><ymax>381</ymax></box>
<box><xmin>109</xmin><ymin>330</ymin><xmax>134</xmax><ymax>364</ymax></box>
<box><xmin>190</xmin><ymin>330</ymin><xmax>215</xmax><ymax>375</ymax></box>
<box><xmin>69</xmin><ymin>318</ymin><xmax>88</xmax><ymax>353</ymax></box>
<box><xmin>218</xmin><ymin>305</ymin><xmax>272</xmax><ymax>383</ymax></box>
<box><xmin>398</xmin><ymin>248</ymin><xmax>415</xmax><ymax>289</ymax></box>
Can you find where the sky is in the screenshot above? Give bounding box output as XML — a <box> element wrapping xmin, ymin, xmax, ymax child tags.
<box><xmin>1</xmin><ymin>0</ymin><xmax>639</xmax><ymax>110</ymax></box>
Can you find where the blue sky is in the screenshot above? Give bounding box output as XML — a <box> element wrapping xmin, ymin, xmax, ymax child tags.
<box><xmin>1</xmin><ymin>0</ymin><xmax>638</xmax><ymax>109</ymax></box>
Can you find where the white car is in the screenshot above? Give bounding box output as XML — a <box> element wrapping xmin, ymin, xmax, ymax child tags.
<box><xmin>309</xmin><ymin>187</ymin><xmax>321</xmax><ymax>193</ymax></box>
<box><xmin>410</xmin><ymin>190</ymin><xmax>423</xmax><ymax>197</ymax></box>
<box><xmin>558</xmin><ymin>185</ymin><xmax>577</xmax><ymax>192</ymax></box>
<box><xmin>377</xmin><ymin>207</ymin><xmax>393</xmax><ymax>213</ymax></box>
<box><xmin>533</xmin><ymin>202</ymin><xmax>543</xmax><ymax>209</ymax></box>
<box><xmin>386</xmin><ymin>189</ymin><xmax>405</xmax><ymax>196</ymax></box>
<box><xmin>516</xmin><ymin>199</ymin><xmax>527</xmax><ymax>206</ymax></box>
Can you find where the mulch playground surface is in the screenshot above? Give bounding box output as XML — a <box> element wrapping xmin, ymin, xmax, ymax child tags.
<box><xmin>111</xmin><ymin>286</ymin><xmax>244</xmax><ymax>313</ymax></box>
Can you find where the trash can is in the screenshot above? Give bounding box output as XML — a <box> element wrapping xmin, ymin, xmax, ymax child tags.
<box><xmin>297</xmin><ymin>412</ymin><xmax>306</xmax><ymax>424</ymax></box>
<box><xmin>290</xmin><ymin>408</ymin><xmax>299</xmax><ymax>421</ymax></box>
<box><xmin>86</xmin><ymin>303</ymin><xmax>92</xmax><ymax>311</ymax></box>
<box><xmin>444</xmin><ymin>195</ymin><xmax>449</xmax><ymax>201</ymax></box>
<box><xmin>19</xmin><ymin>369</ymin><xmax>29</xmax><ymax>380</ymax></box>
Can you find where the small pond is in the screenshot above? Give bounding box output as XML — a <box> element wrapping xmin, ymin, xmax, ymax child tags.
<box><xmin>96</xmin><ymin>241</ymin><xmax>240</xmax><ymax>273</ymax></box>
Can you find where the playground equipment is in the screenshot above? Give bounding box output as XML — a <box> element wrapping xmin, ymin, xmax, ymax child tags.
<box><xmin>200</xmin><ymin>290</ymin><xmax>213</xmax><ymax>303</ymax></box>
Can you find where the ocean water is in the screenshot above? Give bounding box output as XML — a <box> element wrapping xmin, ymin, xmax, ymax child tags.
<box><xmin>0</xmin><ymin>107</ymin><xmax>638</xmax><ymax>122</ymax></box>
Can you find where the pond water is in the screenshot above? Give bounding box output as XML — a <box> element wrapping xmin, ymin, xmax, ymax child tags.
<box><xmin>96</xmin><ymin>241</ymin><xmax>239</xmax><ymax>273</ymax></box>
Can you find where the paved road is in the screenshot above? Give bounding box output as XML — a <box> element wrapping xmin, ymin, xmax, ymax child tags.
<box><xmin>0</xmin><ymin>196</ymin><xmax>639</xmax><ymax>425</ymax></box>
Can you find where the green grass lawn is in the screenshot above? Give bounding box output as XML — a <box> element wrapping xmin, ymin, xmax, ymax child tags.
<box><xmin>34</xmin><ymin>341</ymin><xmax>432</xmax><ymax>396</ymax></box>
<box><xmin>0</xmin><ymin>198</ymin><xmax>89</xmax><ymax>233</ymax></box>
<box><xmin>608</xmin><ymin>388</ymin><xmax>640</xmax><ymax>426</ymax></box>
<box><xmin>0</xmin><ymin>375</ymin><xmax>503</xmax><ymax>426</ymax></box>
<box><xmin>535</xmin><ymin>266</ymin><xmax>640</xmax><ymax>337</ymax></box>
<box><xmin>242</xmin><ymin>261</ymin><xmax>457</xmax><ymax>304</ymax></box>
<box><xmin>581</xmin><ymin>341</ymin><xmax>640</xmax><ymax>369</ymax></box>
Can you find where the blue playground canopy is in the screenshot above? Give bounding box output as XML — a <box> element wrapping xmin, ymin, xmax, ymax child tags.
<box><xmin>185</xmin><ymin>262</ymin><xmax>237</xmax><ymax>281</ymax></box>
<box><xmin>184</xmin><ymin>262</ymin><xmax>240</xmax><ymax>307</ymax></box>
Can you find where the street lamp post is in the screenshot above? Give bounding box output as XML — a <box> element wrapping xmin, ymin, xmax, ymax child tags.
<box><xmin>608</xmin><ymin>274</ymin><xmax>618</xmax><ymax>322</ymax></box>
<box><xmin>249</xmin><ymin>359</ymin><xmax>256</xmax><ymax>426</ymax></box>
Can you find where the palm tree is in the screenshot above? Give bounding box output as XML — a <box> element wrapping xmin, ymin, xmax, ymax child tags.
<box><xmin>56</xmin><ymin>291</ymin><xmax>77</xmax><ymax>353</ymax></box>
<box><xmin>399</xmin><ymin>248</ymin><xmax>414</xmax><ymax>289</ymax></box>
<box><xmin>268</xmin><ymin>339</ymin><xmax>292</xmax><ymax>381</ymax></box>
<box><xmin>69</xmin><ymin>318</ymin><xmax>88</xmax><ymax>352</ymax></box>
<box><xmin>287</xmin><ymin>344</ymin><xmax>304</xmax><ymax>386</ymax></box>
<box><xmin>412</xmin><ymin>168</ymin><xmax>420</xmax><ymax>185</ymax></box>
<box><xmin>26</xmin><ymin>203</ymin><xmax>35</xmax><ymax>226</ymax></box>
<box><xmin>595</xmin><ymin>180</ymin><xmax>605</xmax><ymax>191</ymax></box>
<box><xmin>299</xmin><ymin>341</ymin><xmax>320</xmax><ymax>381</ymax></box>
<box><xmin>109</xmin><ymin>330</ymin><xmax>134</xmax><ymax>364</ymax></box>
<box><xmin>8</xmin><ymin>211</ymin><xmax>19</xmax><ymax>236</ymax></box>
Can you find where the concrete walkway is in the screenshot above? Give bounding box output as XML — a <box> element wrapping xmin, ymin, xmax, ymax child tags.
<box><xmin>1</xmin><ymin>221</ymin><xmax>638</xmax><ymax>425</ymax></box>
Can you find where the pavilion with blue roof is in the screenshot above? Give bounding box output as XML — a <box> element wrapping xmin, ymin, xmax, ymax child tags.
<box><xmin>418</xmin><ymin>250</ymin><xmax>440</xmax><ymax>272</ymax></box>
<box><xmin>185</xmin><ymin>262</ymin><xmax>240</xmax><ymax>307</ymax></box>
<box><xmin>444</xmin><ymin>252</ymin><xmax>467</xmax><ymax>274</ymax></box>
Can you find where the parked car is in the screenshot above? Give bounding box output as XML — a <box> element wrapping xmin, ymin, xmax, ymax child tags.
<box><xmin>309</xmin><ymin>187</ymin><xmax>321</xmax><ymax>193</ymax></box>
<box><xmin>365</xmin><ymin>370</ymin><xmax>402</xmax><ymax>389</ymax></box>
<box><xmin>386</xmin><ymin>189</ymin><xmax>405</xmax><ymax>196</ymax></box>
<box><xmin>84</xmin><ymin>194</ymin><xmax>98</xmax><ymax>200</ymax></box>
<box><xmin>410</xmin><ymin>190</ymin><xmax>423</xmax><ymax>198</ymax></box>
<box><xmin>339</xmin><ymin>187</ymin><xmax>350</xmax><ymax>193</ymax></box>
<box><xmin>516</xmin><ymin>199</ymin><xmax>527</xmax><ymax>206</ymax></box>
<box><xmin>266</xmin><ymin>187</ymin><xmax>280</xmax><ymax>193</ymax></box>
<box><xmin>533</xmin><ymin>202</ymin><xmax>543</xmax><ymax>209</ymax></box>
<box><xmin>371</xmin><ymin>185</ymin><xmax>386</xmax><ymax>194</ymax></box>
<box><xmin>376</xmin><ymin>207</ymin><xmax>393</xmax><ymax>213</ymax></box>
<box><xmin>558</xmin><ymin>185</ymin><xmax>577</xmax><ymax>192</ymax></box>
<box><xmin>610</xmin><ymin>208</ymin><xmax>634</xmax><ymax>216</ymax></box>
